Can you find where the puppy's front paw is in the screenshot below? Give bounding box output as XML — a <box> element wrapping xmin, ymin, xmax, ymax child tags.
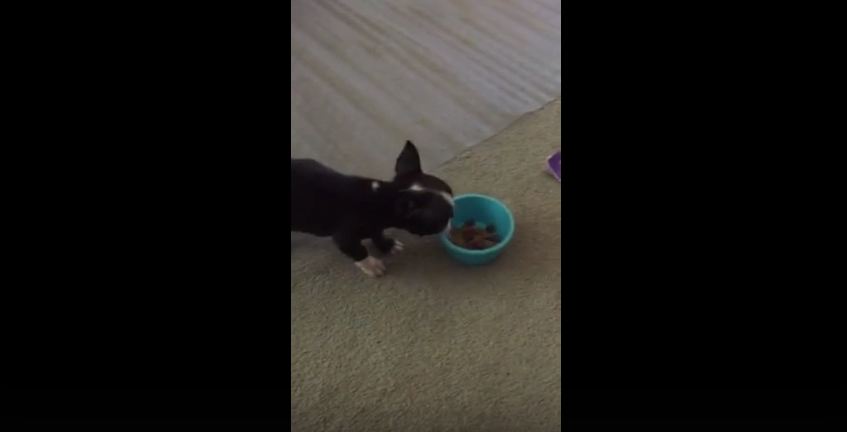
<box><xmin>355</xmin><ymin>256</ymin><xmax>386</xmax><ymax>277</ymax></box>
<box><xmin>373</xmin><ymin>236</ymin><xmax>403</xmax><ymax>255</ymax></box>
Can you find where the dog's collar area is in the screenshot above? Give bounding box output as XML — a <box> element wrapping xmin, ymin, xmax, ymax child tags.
<box><xmin>406</xmin><ymin>183</ymin><xmax>454</xmax><ymax>208</ymax></box>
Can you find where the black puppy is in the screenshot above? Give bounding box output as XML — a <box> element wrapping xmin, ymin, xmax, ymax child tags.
<box><xmin>291</xmin><ymin>141</ymin><xmax>454</xmax><ymax>277</ymax></box>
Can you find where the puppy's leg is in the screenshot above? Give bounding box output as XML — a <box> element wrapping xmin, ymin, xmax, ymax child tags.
<box><xmin>334</xmin><ymin>233</ymin><xmax>386</xmax><ymax>277</ymax></box>
<box><xmin>371</xmin><ymin>231</ymin><xmax>404</xmax><ymax>255</ymax></box>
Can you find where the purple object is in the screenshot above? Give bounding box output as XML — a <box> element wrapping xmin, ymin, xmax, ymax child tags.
<box><xmin>546</xmin><ymin>150</ymin><xmax>561</xmax><ymax>182</ymax></box>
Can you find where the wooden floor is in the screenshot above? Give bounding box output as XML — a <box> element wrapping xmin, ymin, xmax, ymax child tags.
<box><xmin>291</xmin><ymin>0</ymin><xmax>561</xmax><ymax>178</ymax></box>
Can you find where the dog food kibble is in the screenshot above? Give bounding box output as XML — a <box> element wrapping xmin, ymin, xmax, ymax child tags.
<box><xmin>448</xmin><ymin>221</ymin><xmax>502</xmax><ymax>250</ymax></box>
<box><xmin>461</xmin><ymin>227</ymin><xmax>476</xmax><ymax>242</ymax></box>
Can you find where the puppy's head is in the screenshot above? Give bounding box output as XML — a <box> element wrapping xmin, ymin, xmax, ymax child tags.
<box><xmin>391</xmin><ymin>141</ymin><xmax>454</xmax><ymax>236</ymax></box>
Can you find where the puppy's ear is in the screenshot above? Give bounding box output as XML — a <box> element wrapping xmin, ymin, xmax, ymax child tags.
<box><xmin>395</xmin><ymin>140</ymin><xmax>422</xmax><ymax>177</ymax></box>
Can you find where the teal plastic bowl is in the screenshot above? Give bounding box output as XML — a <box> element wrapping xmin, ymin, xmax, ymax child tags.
<box><xmin>440</xmin><ymin>194</ymin><xmax>515</xmax><ymax>265</ymax></box>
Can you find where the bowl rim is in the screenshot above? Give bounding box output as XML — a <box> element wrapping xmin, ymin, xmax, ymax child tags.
<box><xmin>440</xmin><ymin>193</ymin><xmax>515</xmax><ymax>256</ymax></box>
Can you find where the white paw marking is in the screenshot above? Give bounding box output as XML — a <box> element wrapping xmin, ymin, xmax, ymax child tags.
<box><xmin>355</xmin><ymin>256</ymin><xmax>386</xmax><ymax>277</ymax></box>
<box><xmin>371</xmin><ymin>181</ymin><xmax>380</xmax><ymax>191</ymax></box>
<box><xmin>390</xmin><ymin>240</ymin><xmax>404</xmax><ymax>255</ymax></box>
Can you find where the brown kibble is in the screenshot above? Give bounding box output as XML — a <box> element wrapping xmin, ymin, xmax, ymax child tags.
<box><xmin>466</xmin><ymin>237</ymin><xmax>497</xmax><ymax>250</ymax></box>
<box><xmin>477</xmin><ymin>239</ymin><xmax>497</xmax><ymax>249</ymax></box>
<box><xmin>449</xmin><ymin>230</ymin><xmax>464</xmax><ymax>245</ymax></box>
<box><xmin>449</xmin><ymin>223</ymin><xmax>501</xmax><ymax>250</ymax></box>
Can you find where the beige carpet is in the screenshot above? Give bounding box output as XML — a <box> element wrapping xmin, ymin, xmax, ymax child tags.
<box><xmin>291</xmin><ymin>100</ymin><xmax>561</xmax><ymax>432</ymax></box>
